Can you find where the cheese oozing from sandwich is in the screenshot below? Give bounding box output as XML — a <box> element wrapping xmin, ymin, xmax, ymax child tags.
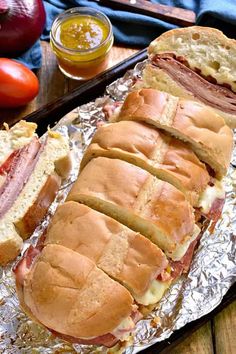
<box><xmin>134</xmin><ymin>279</ymin><xmax>170</xmax><ymax>306</ymax></box>
<box><xmin>198</xmin><ymin>180</ymin><xmax>225</xmax><ymax>214</ymax></box>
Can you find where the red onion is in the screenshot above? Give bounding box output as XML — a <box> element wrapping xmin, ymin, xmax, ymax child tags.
<box><xmin>0</xmin><ymin>0</ymin><xmax>46</xmax><ymax>55</ymax></box>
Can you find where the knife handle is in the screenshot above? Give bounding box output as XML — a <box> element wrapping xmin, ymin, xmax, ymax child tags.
<box><xmin>100</xmin><ymin>0</ymin><xmax>196</xmax><ymax>27</ymax></box>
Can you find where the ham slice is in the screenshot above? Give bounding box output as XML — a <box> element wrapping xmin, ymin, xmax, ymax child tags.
<box><xmin>0</xmin><ymin>137</ymin><xmax>42</xmax><ymax>218</ymax></box>
<box><xmin>13</xmin><ymin>245</ymin><xmax>40</xmax><ymax>287</ymax></box>
<box><xmin>47</xmin><ymin>308</ymin><xmax>141</xmax><ymax>347</ymax></box>
<box><xmin>170</xmin><ymin>236</ymin><xmax>199</xmax><ymax>279</ymax></box>
<box><xmin>205</xmin><ymin>197</ymin><xmax>225</xmax><ymax>222</ymax></box>
<box><xmin>103</xmin><ymin>102</ymin><xmax>122</xmax><ymax>120</ymax></box>
<box><xmin>47</xmin><ymin>329</ymin><xmax>119</xmax><ymax>347</ymax></box>
<box><xmin>152</xmin><ymin>54</ymin><xmax>236</xmax><ymax>114</ymax></box>
<box><xmin>170</xmin><ymin>219</ymin><xmax>211</xmax><ymax>279</ymax></box>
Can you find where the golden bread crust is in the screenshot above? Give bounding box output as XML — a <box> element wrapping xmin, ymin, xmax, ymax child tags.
<box><xmin>67</xmin><ymin>157</ymin><xmax>195</xmax><ymax>256</ymax></box>
<box><xmin>117</xmin><ymin>89</ymin><xmax>233</xmax><ymax>178</ymax></box>
<box><xmin>140</xmin><ymin>64</ymin><xmax>236</xmax><ymax>128</ymax></box>
<box><xmin>15</xmin><ymin>174</ymin><xmax>61</xmax><ymax>240</ymax></box>
<box><xmin>81</xmin><ymin>121</ymin><xmax>210</xmax><ymax>206</ymax></box>
<box><xmin>23</xmin><ymin>244</ymin><xmax>134</xmax><ymax>338</ymax></box>
<box><xmin>45</xmin><ymin>202</ymin><xmax>168</xmax><ymax>296</ymax></box>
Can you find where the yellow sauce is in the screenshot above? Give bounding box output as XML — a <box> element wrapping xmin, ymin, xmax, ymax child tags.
<box><xmin>58</xmin><ymin>17</ymin><xmax>109</xmax><ymax>50</ymax></box>
<box><xmin>51</xmin><ymin>14</ymin><xmax>113</xmax><ymax>80</ymax></box>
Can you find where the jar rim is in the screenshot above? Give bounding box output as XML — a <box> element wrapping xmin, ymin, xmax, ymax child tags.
<box><xmin>50</xmin><ymin>7</ymin><xmax>113</xmax><ymax>55</ymax></box>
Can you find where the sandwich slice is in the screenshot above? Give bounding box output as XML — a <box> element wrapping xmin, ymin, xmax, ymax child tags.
<box><xmin>141</xmin><ymin>26</ymin><xmax>236</xmax><ymax>128</ymax></box>
<box><xmin>44</xmin><ymin>202</ymin><xmax>172</xmax><ymax>306</ymax></box>
<box><xmin>15</xmin><ymin>244</ymin><xmax>139</xmax><ymax>347</ymax></box>
<box><xmin>115</xmin><ymin>88</ymin><xmax>233</xmax><ymax>179</ymax></box>
<box><xmin>80</xmin><ymin>121</ymin><xmax>212</xmax><ymax>208</ymax></box>
<box><xmin>0</xmin><ymin>121</ymin><xmax>71</xmax><ymax>265</ymax></box>
<box><xmin>67</xmin><ymin>157</ymin><xmax>200</xmax><ymax>263</ymax></box>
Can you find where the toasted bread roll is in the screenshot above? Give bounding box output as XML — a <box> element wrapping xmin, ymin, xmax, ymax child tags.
<box><xmin>67</xmin><ymin>157</ymin><xmax>199</xmax><ymax>261</ymax></box>
<box><xmin>17</xmin><ymin>244</ymin><xmax>136</xmax><ymax>344</ymax></box>
<box><xmin>45</xmin><ymin>202</ymin><xmax>170</xmax><ymax>305</ymax></box>
<box><xmin>81</xmin><ymin>121</ymin><xmax>210</xmax><ymax>206</ymax></box>
<box><xmin>116</xmin><ymin>89</ymin><xmax>233</xmax><ymax>178</ymax></box>
<box><xmin>139</xmin><ymin>63</ymin><xmax>236</xmax><ymax>129</ymax></box>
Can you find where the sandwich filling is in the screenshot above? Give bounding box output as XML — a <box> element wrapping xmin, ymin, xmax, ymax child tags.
<box><xmin>151</xmin><ymin>53</ymin><xmax>236</xmax><ymax>114</ymax></box>
<box><xmin>0</xmin><ymin>137</ymin><xmax>42</xmax><ymax>218</ymax></box>
<box><xmin>197</xmin><ymin>180</ymin><xmax>225</xmax><ymax>219</ymax></box>
<box><xmin>47</xmin><ymin>309</ymin><xmax>140</xmax><ymax>347</ymax></box>
<box><xmin>134</xmin><ymin>278</ymin><xmax>170</xmax><ymax>306</ymax></box>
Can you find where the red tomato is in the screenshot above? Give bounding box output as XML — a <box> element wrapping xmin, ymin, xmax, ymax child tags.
<box><xmin>0</xmin><ymin>58</ymin><xmax>39</xmax><ymax>108</ymax></box>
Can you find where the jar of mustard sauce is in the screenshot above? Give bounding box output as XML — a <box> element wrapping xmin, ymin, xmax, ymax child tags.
<box><xmin>50</xmin><ymin>7</ymin><xmax>114</xmax><ymax>80</ymax></box>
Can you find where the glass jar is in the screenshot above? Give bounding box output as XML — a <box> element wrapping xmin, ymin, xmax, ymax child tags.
<box><xmin>50</xmin><ymin>7</ymin><xmax>114</xmax><ymax>80</ymax></box>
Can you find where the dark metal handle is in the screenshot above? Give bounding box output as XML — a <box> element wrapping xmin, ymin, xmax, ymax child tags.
<box><xmin>99</xmin><ymin>0</ymin><xmax>196</xmax><ymax>27</ymax></box>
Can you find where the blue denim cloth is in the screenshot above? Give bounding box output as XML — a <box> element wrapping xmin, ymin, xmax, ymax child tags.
<box><xmin>16</xmin><ymin>0</ymin><xmax>236</xmax><ymax>70</ymax></box>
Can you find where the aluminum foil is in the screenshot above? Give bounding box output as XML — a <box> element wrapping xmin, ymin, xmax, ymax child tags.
<box><xmin>0</xmin><ymin>61</ymin><xmax>236</xmax><ymax>354</ymax></box>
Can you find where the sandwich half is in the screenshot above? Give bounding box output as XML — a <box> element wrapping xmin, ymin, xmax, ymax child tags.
<box><xmin>140</xmin><ymin>26</ymin><xmax>236</xmax><ymax>128</ymax></box>
<box><xmin>0</xmin><ymin>121</ymin><xmax>71</xmax><ymax>265</ymax></box>
<box><xmin>15</xmin><ymin>244</ymin><xmax>139</xmax><ymax>347</ymax></box>
<box><xmin>67</xmin><ymin>157</ymin><xmax>200</xmax><ymax>263</ymax></box>
<box><xmin>44</xmin><ymin>202</ymin><xmax>172</xmax><ymax>306</ymax></box>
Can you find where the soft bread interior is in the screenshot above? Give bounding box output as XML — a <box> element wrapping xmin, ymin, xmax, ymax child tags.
<box><xmin>138</xmin><ymin>64</ymin><xmax>236</xmax><ymax>128</ymax></box>
<box><xmin>22</xmin><ymin>244</ymin><xmax>134</xmax><ymax>339</ymax></box>
<box><xmin>0</xmin><ymin>121</ymin><xmax>37</xmax><ymax>165</ymax></box>
<box><xmin>148</xmin><ymin>26</ymin><xmax>236</xmax><ymax>93</ymax></box>
<box><xmin>116</xmin><ymin>89</ymin><xmax>233</xmax><ymax>178</ymax></box>
<box><xmin>45</xmin><ymin>201</ymin><xmax>169</xmax><ymax>302</ymax></box>
<box><xmin>81</xmin><ymin>121</ymin><xmax>210</xmax><ymax>206</ymax></box>
<box><xmin>0</xmin><ymin>133</ymin><xmax>71</xmax><ymax>265</ymax></box>
<box><xmin>0</xmin><ymin>225</ymin><xmax>22</xmax><ymax>265</ymax></box>
<box><xmin>136</xmin><ymin>64</ymin><xmax>195</xmax><ymax>100</ymax></box>
<box><xmin>67</xmin><ymin>157</ymin><xmax>197</xmax><ymax>261</ymax></box>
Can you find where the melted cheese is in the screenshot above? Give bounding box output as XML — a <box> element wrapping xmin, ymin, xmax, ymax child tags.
<box><xmin>0</xmin><ymin>121</ymin><xmax>37</xmax><ymax>165</ymax></box>
<box><xmin>198</xmin><ymin>180</ymin><xmax>225</xmax><ymax>214</ymax></box>
<box><xmin>108</xmin><ymin>105</ymin><xmax>122</xmax><ymax>122</ymax></box>
<box><xmin>134</xmin><ymin>279</ymin><xmax>170</xmax><ymax>306</ymax></box>
<box><xmin>112</xmin><ymin>316</ymin><xmax>135</xmax><ymax>341</ymax></box>
<box><xmin>167</xmin><ymin>224</ymin><xmax>200</xmax><ymax>261</ymax></box>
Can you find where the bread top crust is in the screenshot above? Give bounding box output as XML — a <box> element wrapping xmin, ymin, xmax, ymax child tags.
<box><xmin>140</xmin><ymin>63</ymin><xmax>236</xmax><ymax>129</ymax></box>
<box><xmin>148</xmin><ymin>26</ymin><xmax>236</xmax><ymax>92</ymax></box>
<box><xmin>70</xmin><ymin>156</ymin><xmax>149</xmax><ymax>210</ymax></box>
<box><xmin>81</xmin><ymin>121</ymin><xmax>163</xmax><ymax>168</ymax></box>
<box><xmin>67</xmin><ymin>157</ymin><xmax>195</xmax><ymax>245</ymax></box>
<box><xmin>81</xmin><ymin>121</ymin><xmax>210</xmax><ymax>205</ymax></box>
<box><xmin>175</xmin><ymin>99</ymin><xmax>233</xmax><ymax>174</ymax></box>
<box><xmin>45</xmin><ymin>202</ymin><xmax>168</xmax><ymax>295</ymax></box>
<box><xmin>23</xmin><ymin>244</ymin><xmax>134</xmax><ymax>338</ymax></box>
<box><xmin>118</xmin><ymin>89</ymin><xmax>233</xmax><ymax>178</ymax></box>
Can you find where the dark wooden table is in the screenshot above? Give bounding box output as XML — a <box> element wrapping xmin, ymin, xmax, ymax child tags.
<box><xmin>1</xmin><ymin>42</ymin><xmax>235</xmax><ymax>354</ymax></box>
